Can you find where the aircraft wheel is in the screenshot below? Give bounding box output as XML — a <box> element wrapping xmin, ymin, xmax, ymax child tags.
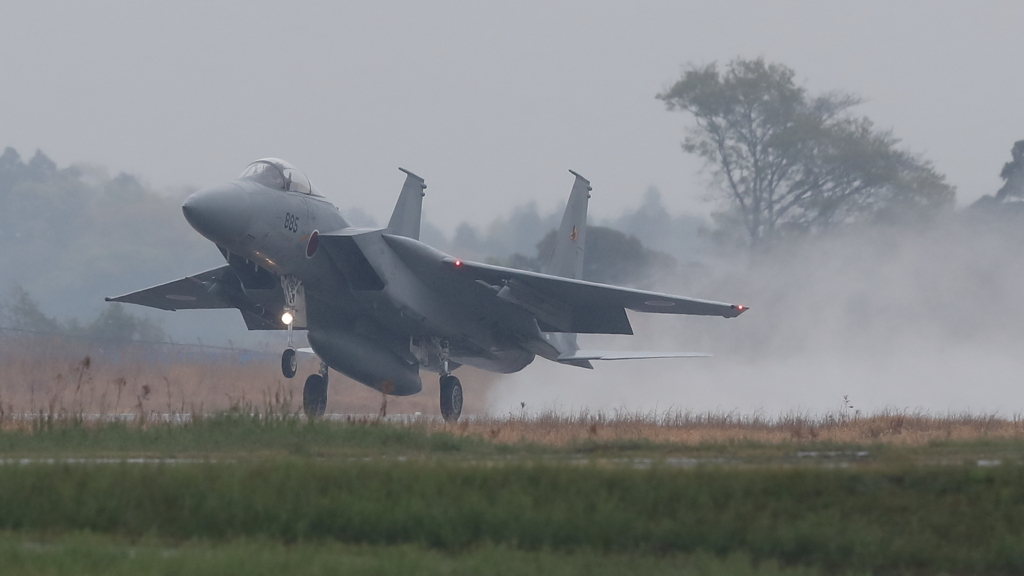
<box><xmin>281</xmin><ymin>348</ymin><xmax>297</xmax><ymax>379</ymax></box>
<box><xmin>303</xmin><ymin>374</ymin><xmax>328</xmax><ymax>417</ymax></box>
<box><xmin>439</xmin><ymin>375</ymin><xmax>463</xmax><ymax>423</ymax></box>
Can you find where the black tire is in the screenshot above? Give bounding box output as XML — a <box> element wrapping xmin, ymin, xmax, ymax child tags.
<box><xmin>303</xmin><ymin>374</ymin><xmax>328</xmax><ymax>417</ymax></box>
<box><xmin>281</xmin><ymin>348</ymin><xmax>297</xmax><ymax>379</ymax></box>
<box><xmin>439</xmin><ymin>375</ymin><xmax>463</xmax><ymax>422</ymax></box>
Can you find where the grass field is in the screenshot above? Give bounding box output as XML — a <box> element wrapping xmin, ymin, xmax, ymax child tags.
<box><xmin>0</xmin><ymin>411</ymin><xmax>1023</xmax><ymax>575</ymax></box>
<box><xmin>0</xmin><ymin>532</ymin><xmax>821</xmax><ymax>576</ymax></box>
<box><xmin>3</xmin><ymin>335</ymin><xmax>1024</xmax><ymax>574</ymax></box>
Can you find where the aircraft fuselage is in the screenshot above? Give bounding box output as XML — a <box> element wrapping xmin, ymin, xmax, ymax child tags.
<box><xmin>182</xmin><ymin>178</ymin><xmax>539</xmax><ymax>388</ymax></box>
<box><xmin>110</xmin><ymin>157</ymin><xmax>746</xmax><ymax>419</ymax></box>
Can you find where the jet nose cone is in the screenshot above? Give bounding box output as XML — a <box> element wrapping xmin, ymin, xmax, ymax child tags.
<box><xmin>182</xmin><ymin>183</ymin><xmax>252</xmax><ymax>246</ymax></box>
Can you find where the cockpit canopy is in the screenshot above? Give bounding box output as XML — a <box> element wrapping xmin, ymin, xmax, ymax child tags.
<box><xmin>238</xmin><ymin>158</ymin><xmax>320</xmax><ymax>196</ymax></box>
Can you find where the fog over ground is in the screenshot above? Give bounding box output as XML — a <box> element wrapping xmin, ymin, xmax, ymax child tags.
<box><xmin>2</xmin><ymin>2</ymin><xmax>1022</xmax><ymax>415</ymax></box>
<box><xmin>489</xmin><ymin>215</ymin><xmax>1024</xmax><ymax>416</ymax></box>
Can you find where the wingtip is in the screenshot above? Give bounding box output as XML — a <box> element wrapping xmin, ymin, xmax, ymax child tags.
<box><xmin>104</xmin><ymin>297</ymin><xmax>113</xmax><ymax>302</ymax></box>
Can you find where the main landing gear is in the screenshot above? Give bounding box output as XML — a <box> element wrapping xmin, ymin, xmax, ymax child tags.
<box><xmin>439</xmin><ymin>375</ymin><xmax>463</xmax><ymax>422</ymax></box>
<box><xmin>303</xmin><ymin>360</ymin><xmax>329</xmax><ymax>417</ymax></box>
<box><xmin>438</xmin><ymin>340</ymin><xmax>463</xmax><ymax>423</ymax></box>
<box><xmin>282</xmin><ymin>345</ymin><xmax>329</xmax><ymax>417</ymax></box>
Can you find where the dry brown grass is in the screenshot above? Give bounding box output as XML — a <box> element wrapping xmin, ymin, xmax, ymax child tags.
<box><xmin>0</xmin><ymin>334</ymin><xmax>495</xmax><ymax>424</ymax></box>
<box><xmin>3</xmin><ymin>333</ymin><xmax>1023</xmax><ymax>447</ymax></box>
<box><xmin>438</xmin><ymin>409</ymin><xmax>1024</xmax><ymax>446</ymax></box>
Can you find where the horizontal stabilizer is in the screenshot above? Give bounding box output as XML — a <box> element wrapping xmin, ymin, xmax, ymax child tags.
<box><xmin>557</xmin><ymin>350</ymin><xmax>711</xmax><ymax>362</ymax></box>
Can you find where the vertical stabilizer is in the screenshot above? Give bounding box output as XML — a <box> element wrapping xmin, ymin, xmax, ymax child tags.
<box><xmin>538</xmin><ymin>170</ymin><xmax>591</xmax><ymax>363</ymax></box>
<box><xmin>387</xmin><ymin>168</ymin><xmax>426</xmax><ymax>240</ymax></box>
<box><xmin>543</xmin><ymin>170</ymin><xmax>591</xmax><ymax>280</ymax></box>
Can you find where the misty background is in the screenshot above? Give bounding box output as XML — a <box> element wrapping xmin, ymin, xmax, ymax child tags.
<box><xmin>2</xmin><ymin>1</ymin><xmax>1023</xmax><ymax>415</ymax></box>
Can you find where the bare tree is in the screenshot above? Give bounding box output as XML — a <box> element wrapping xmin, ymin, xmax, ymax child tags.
<box><xmin>658</xmin><ymin>58</ymin><xmax>954</xmax><ymax>248</ymax></box>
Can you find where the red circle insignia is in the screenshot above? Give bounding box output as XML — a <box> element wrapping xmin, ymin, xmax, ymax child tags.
<box><xmin>306</xmin><ymin>230</ymin><xmax>320</xmax><ymax>258</ymax></box>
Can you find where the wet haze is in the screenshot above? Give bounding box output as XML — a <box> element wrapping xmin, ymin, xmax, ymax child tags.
<box><xmin>489</xmin><ymin>218</ymin><xmax>1024</xmax><ymax>416</ymax></box>
<box><xmin>2</xmin><ymin>1</ymin><xmax>1023</xmax><ymax>415</ymax></box>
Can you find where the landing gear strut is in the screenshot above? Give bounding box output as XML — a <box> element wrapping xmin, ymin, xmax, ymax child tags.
<box><xmin>280</xmin><ymin>274</ymin><xmax>304</xmax><ymax>379</ymax></box>
<box><xmin>438</xmin><ymin>340</ymin><xmax>462</xmax><ymax>422</ymax></box>
<box><xmin>303</xmin><ymin>360</ymin><xmax>329</xmax><ymax>417</ymax></box>
<box><xmin>281</xmin><ymin>300</ymin><xmax>297</xmax><ymax>378</ymax></box>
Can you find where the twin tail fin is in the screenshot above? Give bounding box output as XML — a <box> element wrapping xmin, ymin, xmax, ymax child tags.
<box><xmin>542</xmin><ymin>170</ymin><xmax>591</xmax><ymax>280</ymax></box>
<box><xmin>387</xmin><ymin>168</ymin><xmax>426</xmax><ymax>240</ymax></box>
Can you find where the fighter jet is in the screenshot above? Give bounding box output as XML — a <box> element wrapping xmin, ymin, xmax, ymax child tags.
<box><xmin>107</xmin><ymin>159</ymin><xmax>747</xmax><ymax>421</ymax></box>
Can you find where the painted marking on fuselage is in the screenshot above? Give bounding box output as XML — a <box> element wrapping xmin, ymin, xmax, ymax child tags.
<box><xmin>306</xmin><ymin>230</ymin><xmax>320</xmax><ymax>258</ymax></box>
<box><xmin>284</xmin><ymin>212</ymin><xmax>299</xmax><ymax>233</ymax></box>
<box><xmin>644</xmin><ymin>300</ymin><xmax>675</xmax><ymax>307</ymax></box>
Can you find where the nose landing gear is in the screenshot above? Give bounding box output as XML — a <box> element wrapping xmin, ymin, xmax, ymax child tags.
<box><xmin>280</xmin><ymin>291</ymin><xmax>298</xmax><ymax>378</ymax></box>
<box><xmin>281</xmin><ymin>347</ymin><xmax>297</xmax><ymax>378</ymax></box>
<box><xmin>280</xmin><ymin>274</ymin><xmax>304</xmax><ymax>379</ymax></box>
<box><xmin>277</xmin><ymin>274</ymin><xmax>327</xmax><ymax>416</ymax></box>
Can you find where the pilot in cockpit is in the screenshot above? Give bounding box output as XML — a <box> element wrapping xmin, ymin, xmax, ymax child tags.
<box><xmin>239</xmin><ymin>160</ymin><xmax>286</xmax><ymax>190</ymax></box>
<box><xmin>239</xmin><ymin>159</ymin><xmax>319</xmax><ymax>196</ymax></box>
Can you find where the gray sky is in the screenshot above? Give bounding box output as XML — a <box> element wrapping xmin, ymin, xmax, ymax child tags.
<box><xmin>2</xmin><ymin>0</ymin><xmax>1021</xmax><ymax>230</ymax></box>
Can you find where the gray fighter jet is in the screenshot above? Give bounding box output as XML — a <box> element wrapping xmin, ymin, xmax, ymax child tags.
<box><xmin>107</xmin><ymin>159</ymin><xmax>747</xmax><ymax>421</ymax></box>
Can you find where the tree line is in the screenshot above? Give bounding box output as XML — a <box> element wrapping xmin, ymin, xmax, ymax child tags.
<box><xmin>0</xmin><ymin>147</ymin><xmax>221</xmax><ymax>342</ymax></box>
<box><xmin>1</xmin><ymin>285</ymin><xmax>164</xmax><ymax>342</ymax></box>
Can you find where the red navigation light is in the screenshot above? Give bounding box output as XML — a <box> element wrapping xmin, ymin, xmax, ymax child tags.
<box><xmin>454</xmin><ymin>260</ymin><xmax>463</xmax><ymax>267</ymax></box>
<box><xmin>735</xmin><ymin>304</ymin><xmax>746</xmax><ymax>311</ymax></box>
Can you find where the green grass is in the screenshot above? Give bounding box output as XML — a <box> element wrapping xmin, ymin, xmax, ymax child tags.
<box><xmin>3</xmin><ymin>416</ymin><xmax>1024</xmax><ymax>574</ymax></box>
<box><xmin>0</xmin><ymin>532</ymin><xmax>826</xmax><ymax>576</ymax></box>
<box><xmin>0</xmin><ymin>458</ymin><xmax>1022</xmax><ymax>573</ymax></box>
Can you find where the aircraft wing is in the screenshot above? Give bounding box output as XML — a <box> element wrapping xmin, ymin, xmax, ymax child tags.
<box><xmin>382</xmin><ymin>235</ymin><xmax>747</xmax><ymax>335</ymax></box>
<box><xmin>452</xmin><ymin>258</ymin><xmax>745</xmax><ymax>334</ymax></box>
<box><xmin>105</xmin><ymin>266</ymin><xmax>237</xmax><ymax>311</ymax></box>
